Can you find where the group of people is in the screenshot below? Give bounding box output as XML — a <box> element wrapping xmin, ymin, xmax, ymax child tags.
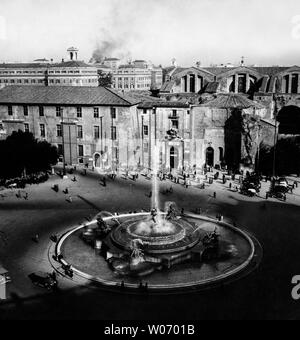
<box><xmin>1</xmin><ymin>172</ymin><xmax>49</xmax><ymax>190</ymax></box>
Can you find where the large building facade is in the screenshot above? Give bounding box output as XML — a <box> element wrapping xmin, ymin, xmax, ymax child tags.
<box><xmin>0</xmin><ymin>81</ymin><xmax>276</xmax><ymax>173</ymax></box>
<box><xmin>0</xmin><ymin>86</ymin><xmax>140</xmax><ymax>169</ymax></box>
<box><xmin>0</xmin><ymin>48</ymin><xmax>98</xmax><ymax>89</ymax></box>
<box><xmin>93</xmin><ymin>59</ymin><xmax>163</xmax><ymax>92</ymax></box>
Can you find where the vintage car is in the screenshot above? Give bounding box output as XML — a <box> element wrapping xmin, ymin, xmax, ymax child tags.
<box><xmin>28</xmin><ymin>272</ymin><xmax>58</xmax><ymax>290</ymax></box>
<box><xmin>267</xmin><ymin>179</ymin><xmax>289</xmax><ymax>200</ymax></box>
<box><xmin>0</xmin><ymin>266</ymin><xmax>11</xmax><ymax>284</ymax></box>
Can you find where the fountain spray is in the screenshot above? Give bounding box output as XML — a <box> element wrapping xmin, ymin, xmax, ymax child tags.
<box><xmin>151</xmin><ymin>144</ymin><xmax>160</xmax><ymax>213</ymax></box>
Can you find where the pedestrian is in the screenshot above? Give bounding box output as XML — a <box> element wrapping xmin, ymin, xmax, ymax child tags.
<box><xmin>34</xmin><ymin>234</ymin><xmax>39</xmax><ymax>243</ymax></box>
<box><xmin>229</xmin><ymin>182</ymin><xmax>232</xmax><ymax>189</ymax></box>
<box><xmin>72</xmin><ymin>176</ymin><xmax>77</xmax><ymax>182</ymax></box>
<box><xmin>68</xmin><ymin>196</ymin><xmax>73</xmax><ymax>203</ymax></box>
<box><xmin>181</xmin><ymin>208</ymin><xmax>184</xmax><ymax>215</ymax></box>
<box><xmin>51</xmin><ymin>271</ymin><xmax>57</xmax><ymax>281</ymax></box>
<box><xmin>149</xmin><ymin>191</ymin><xmax>152</xmax><ymax>198</ymax></box>
<box><xmin>213</xmin><ymin>192</ymin><xmax>217</xmax><ymax>199</ymax></box>
<box><xmin>24</xmin><ymin>192</ymin><xmax>29</xmax><ymax>200</ymax></box>
<box><xmin>103</xmin><ymin>177</ymin><xmax>107</xmax><ymax>187</ymax></box>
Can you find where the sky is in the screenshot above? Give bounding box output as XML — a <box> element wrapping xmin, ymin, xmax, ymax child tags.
<box><xmin>0</xmin><ymin>0</ymin><xmax>300</xmax><ymax>67</ymax></box>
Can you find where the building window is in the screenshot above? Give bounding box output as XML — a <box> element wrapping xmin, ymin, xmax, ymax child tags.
<box><xmin>172</xmin><ymin>110</ymin><xmax>177</xmax><ymax>117</ymax></box>
<box><xmin>8</xmin><ymin>106</ymin><xmax>13</xmax><ymax>116</ymax></box>
<box><xmin>77</xmin><ymin>125</ymin><xmax>83</xmax><ymax>139</ymax></box>
<box><xmin>111</xmin><ymin>107</ymin><xmax>117</xmax><ymax>119</ymax></box>
<box><xmin>77</xmin><ymin>107</ymin><xmax>82</xmax><ymax>118</ymax></box>
<box><xmin>57</xmin><ymin>124</ymin><xmax>62</xmax><ymax>137</ymax></box>
<box><xmin>23</xmin><ymin>106</ymin><xmax>28</xmax><ymax>116</ymax></box>
<box><xmin>57</xmin><ymin>144</ymin><xmax>63</xmax><ymax>156</ymax></box>
<box><xmin>39</xmin><ymin>106</ymin><xmax>44</xmax><ymax>117</ymax></box>
<box><xmin>111</xmin><ymin>126</ymin><xmax>117</xmax><ymax>140</ymax></box>
<box><xmin>40</xmin><ymin>124</ymin><xmax>46</xmax><ymax>138</ymax></box>
<box><xmin>172</xmin><ymin>120</ymin><xmax>179</xmax><ymax>129</ymax></box>
<box><xmin>94</xmin><ymin>126</ymin><xmax>100</xmax><ymax>139</ymax></box>
<box><xmin>24</xmin><ymin>123</ymin><xmax>30</xmax><ymax>133</ymax></box>
<box><xmin>78</xmin><ymin>145</ymin><xmax>84</xmax><ymax>157</ymax></box>
<box><xmin>143</xmin><ymin>125</ymin><xmax>149</xmax><ymax>136</ymax></box>
<box><xmin>94</xmin><ymin>107</ymin><xmax>99</xmax><ymax>118</ymax></box>
<box><xmin>56</xmin><ymin>107</ymin><xmax>63</xmax><ymax>117</ymax></box>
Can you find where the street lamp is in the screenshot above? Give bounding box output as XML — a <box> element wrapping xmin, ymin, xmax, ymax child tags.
<box><xmin>272</xmin><ymin>110</ymin><xmax>279</xmax><ymax>178</ymax></box>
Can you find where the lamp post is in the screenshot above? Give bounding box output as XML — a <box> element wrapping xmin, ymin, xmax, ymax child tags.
<box><xmin>141</xmin><ymin>114</ymin><xmax>144</xmax><ymax>169</ymax></box>
<box><xmin>272</xmin><ymin>109</ymin><xmax>278</xmax><ymax>178</ymax></box>
<box><xmin>61</xmin><ymin>108</ymin><xmax>66</xmax><ymax>176</ymax></box>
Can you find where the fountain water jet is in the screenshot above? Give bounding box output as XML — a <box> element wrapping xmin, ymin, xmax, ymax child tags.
<box><xmin>151</xmin><ymin>144</ymin><xmax>161</xmax><ymax>212</ymax></box>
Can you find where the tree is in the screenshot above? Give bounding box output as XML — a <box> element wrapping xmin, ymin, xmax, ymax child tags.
<box><xmin>259</xmin><ymin>137</ymin><xmax>300</xmax><ymax>176</ymax></box>
<box><xmin>98</xmin><ymin>70</ymin><xmax>113</xmax><ymax>87</ymax></box>
<box><xmin>0</xmin><ymin>130</ymin><xmax>58</xmax><ymax>180</ymax></box>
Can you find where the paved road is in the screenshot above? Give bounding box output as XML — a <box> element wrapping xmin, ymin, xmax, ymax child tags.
<box><xmin>1</xmin><ymin>169</ymin><xmax>300</xmax><ymax>320</ymax></box>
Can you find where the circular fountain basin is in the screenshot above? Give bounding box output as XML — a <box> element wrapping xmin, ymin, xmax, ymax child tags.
<box><xmin>111</xmin><ymin>215</ymin><xmax>200</xmax><ymax>254</ymax></box>
<box><xmin>52</xmin><ymin>212</ymin><xmax>262</xmax><ymax>292</ymax></box>
<box><xmin>126</xmin><ymin>219</ymin><xmax>186</xmax><ymax>245</ymax></box>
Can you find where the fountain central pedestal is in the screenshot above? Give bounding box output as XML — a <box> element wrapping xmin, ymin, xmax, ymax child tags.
<box><xmin>110</xmin><ymin>214</ymin><xmax>201</xmax><ymax>254</ymax></box>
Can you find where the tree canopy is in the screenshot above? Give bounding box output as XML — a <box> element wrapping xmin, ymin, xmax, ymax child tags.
<box><xmin>98</xmin><ymin>71</ymin><xmax>113</xmax><ymax>87</ymax></box>
<box><xmin>259</xmin><ymin>137</ymin><xmax>300</xmax><ymax>176</ymax></box>
<box><xmin>0</xmin><ymin>130</ymin><xmax>58</xmax><ymax>180</ymax></box>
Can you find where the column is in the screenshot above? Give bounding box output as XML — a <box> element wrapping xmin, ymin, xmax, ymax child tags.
<box><xmin>281</xmin><ymin>76</ymin><xmax>285</xmax><ymax>93</ymax></box>
<box><xmin>195</xmin><ymin>76</ymin><xmax>200</xmax><ymax>93</ymax></box>
<box><xmin>288</xmin><ymin>74</ymin><xmax>293</xmax><ymax>94</ymax></box>
<box><xmin>297</xmin><ymin>74</ymin><xmax>300</xmax><ymax>94</ymax></box>
<box><xmin>246</xmin><ymin>73</ymin><xmax>250</xmax><ymax>93</ymax></box>
<box><xmin>181</xmin><ymin>77</ymin><xmax>185</xmax><ymax>92</ymax></box>
<box><xmin>234</xmin><ymin>75</ymin><xmax>239</xmax><ymax>93</ymax></box>
<box><xmin>186</xmin><ymin>75</ymin><xmax>190</xmax><ymax>93</ymax></box>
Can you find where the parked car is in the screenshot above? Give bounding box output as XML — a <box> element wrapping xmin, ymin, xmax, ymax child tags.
<box><xmin>0</xmin><ymin>266</ymin><xmax>11</xmax><ymax>284</ymax></box>
<box><xmin>28</xmin><ymin>272</ymin><xmax>58</xmax><ymax>290</ymax></box>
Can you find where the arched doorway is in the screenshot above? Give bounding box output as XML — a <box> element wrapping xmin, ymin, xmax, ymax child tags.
<box><xmin>277</xmin><ymin>105</ymin><xmax>300</xmax><ymax>134</ymax></box>
<box><xmin>219</xmin><ymin>147</ymin><xmax>224</xmax><ymax>162</ymax></box>
<box><xmin>170</xmin><ymin>146</ymin><xmax>179</xmax><ymax>169</ymax></box>
<box><xmin>94</xmin><ymin>153</ymin><xmax>102</xmax><ymax>168</ymax></box>
<box><xmin>206</xmin><ymin>147</ymin><xmax>214</xmax><ymax>167</ymax></box>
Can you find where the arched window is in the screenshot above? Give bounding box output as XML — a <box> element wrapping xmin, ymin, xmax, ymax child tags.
<box><xmin>206</xmin><ymin>147</ymin><xmax>214</xmax><ymax>167</ymax></box>
<box><xmin>219</xmin><ymin>147</ymin><xmax>224</xmax><ymax>162</ymax></box>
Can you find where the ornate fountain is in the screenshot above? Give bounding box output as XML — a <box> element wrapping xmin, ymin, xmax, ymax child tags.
<box><xmin>54</xmin><ymin>136</ymin><xmax>260</xmax><ymax>289</ymax></box>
